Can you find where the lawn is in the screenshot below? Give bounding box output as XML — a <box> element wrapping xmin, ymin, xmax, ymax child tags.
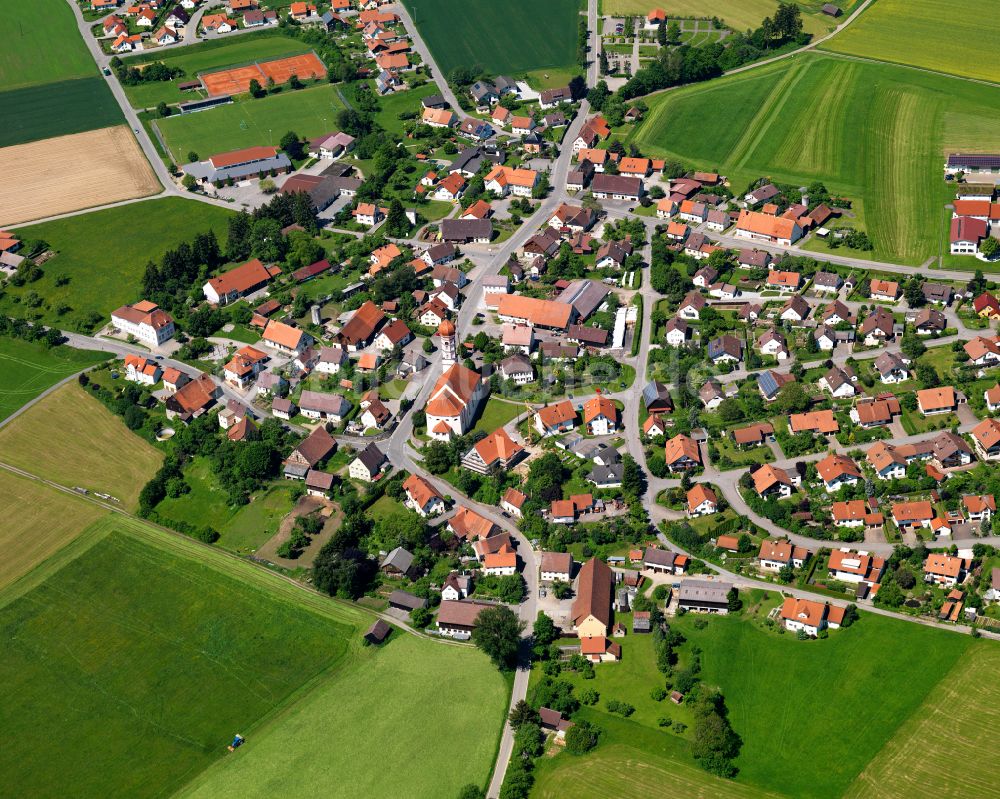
<box><xmin>0</xmin><ymin>516</ymin><xmax>360</xmax><ymax>799</ymax></box>
<box><xmin>473</xmin><ymin>397</ymin><xmax>526</xmax><ymax>433</ymax></box>
<box><xmin>0</xmin><ymin>78</ymin><xmax>124</xmax><ymax>147</ymax></box>
<box><xmin>179</xmin><ymin>633</ymin><xmax>509</xmax><ymax>799</ymax></box>
<box><xmin>627</xmin><ymin>52</ymin><xmax>1000</xmax><ymax>265</ymax></box>
<box><xmin>0</xmin><ymin>336</ymin><xmax>109</xmax><ymax>421</ymax></box>
<box><xmin>0</xmin><ymin>0</ymin><xmax>98</xmax><ymax>91</ymax></box>
<box><xmin>0</xmin><ymin>470</ymin><xmax>106</xmax><ymax>591</ymax></box>
<box><xmin>122</xmin><ymin>32</ymin><xmax>315</xmax><ymax>108</ymax></box>
<box><xmin>374</xmin><ymin>82</ymin><xmax>442</xmax><ymax>137</ymax></box>
<box><xmin>821</xmin><ymin>0</ymin><xmax>1000</xmax><ymax>84</ymax></box>
<box><xmin>0</xmin><ymin>197</ymin><xmax>233</xmax><ymax>332</ymax></box>
<box><xmin>215</xmin><ymin>485</ymin><xmax>299</xmax><ymax>553</ymax></box>
<box><xmin>713</xmin><ymin>436</ymin><xmax>774</xmax><ymax>467</ymax></box>
<box><xmin>369</xmin><ymin>493</ymin><xmax>411</xmax><ymax>521</ymax></box>
<box><xmin>844</xmin><ymin>642</ymin><xmax>1000</xmax><ymax>798</ymax></box>
<box><xmin>156</xmin><ymin>84</ymin><xmax>346</xmax><ymax>164</ymax></box>
<box><xmin>0</xmin><ymin>382</ymin><xmax>163</xmax><ymax>510</ymax></box>
<box><xmin>400</xmin><ymin>0</ymin><xmax>580</xmax><ymax>78</ymax></box>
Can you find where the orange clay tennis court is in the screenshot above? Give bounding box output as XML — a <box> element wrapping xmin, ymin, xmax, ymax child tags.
<box><xmin>200</xmin><ymin>53</ymin><xmax>327</xmax><ymax>96</ymax></box>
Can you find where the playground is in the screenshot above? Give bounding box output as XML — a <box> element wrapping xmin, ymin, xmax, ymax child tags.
<box><xmin>200</xmin><ymin>52</ymin><xmax>327</xmax><ymax>96</ymax></box>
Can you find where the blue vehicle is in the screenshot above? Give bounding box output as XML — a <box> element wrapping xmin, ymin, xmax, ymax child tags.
<box><xmin>228</xmin><ymin>734</ymin><xmax>245</xmax><ymax>752</ymax></box>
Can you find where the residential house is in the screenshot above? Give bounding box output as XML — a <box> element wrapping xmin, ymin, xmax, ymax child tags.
<box><xmin>583</xmin><ymin>396</ymin><xmax>618</xmax><ymax>435</ymax></box>
<box><xmin>299</xmin><ymin>391</ymin><xmax>351</xmax><ymax>423</ymax></box>
<box><xmin>124</xmin><ymin>354</ymin><xmax>161</xmax><ymax>386</ymax></box>
<box><xmin>780</xmin><ymin>598</ymin><xmax>845</xmax><ymax>636</ymax></box>
<box><xmin>534</xmin><ymin>400</ymin><xmax>577</xmax><ymax>436</ymax></box>
<box><xmin>923</xmin><ymin>553</ymin><xmax>967</xmax><ymax>587</ymax></box>
<box><xmin>873</xmin><ymin>352</ymin><xmax>910</xmax><ymax>384</ymax></box>
<box><xmin>972</xmin><ymin>417</ymin><xmax>1000</xmax><ymax>461</ymax></box>
<box><xmin>348</xmin><ymin>443</ymin><xmax>388</xmax><ymax>482</ymax></box>
<box><xmin>461</xmin><ymin>428</ymin><xmax>524</xmax><ymax>474</ymax></box>
<box><xmin>735</xmin><ymin>211</ymin><xmax>802</xmax><ymax>246</ymax></box>
<box><xmin>816</xmin><ymin>453</ymin><xmax>862</xmax><ymax>493</ymax></box>
<box><xmin>663</xmin><ymin>433</ymin><xmax>701</xmax><ymax>472</ymax></box>
<box><xmin>539</xmin><ymin>551</ymin><xmax>573</xmax><ymax>583</ymax></box>
<box><xmin>402</xmin><ymin>474</ymin><xmax>445</xmax><ymax>517</ymax></box>
<box><xmin>262</xmin><ymin>319</ymin><xmax>312</xmax><ymax>356</ymax></box>
<box><xmin>687</xmin><ymin>484</ymin><xmax>718</xmax><ymax>517</ymax></box>
<box><xmin>283</xmin><ymin>426</ymin><xmax>336</xmax><ymax>479</ymax></box>
<box><xmin>501</xmin><ymin>488</ymin><xmax>527</xmax><ymax>519</ymax></box>
<box><xmin>916</xmin><ymin>386</ymin><xmax>958</xmax><ymax>415</ymax></box>
<box><xmin>758</xmin><ymin>538</ymin><xmax>809</xmax><ymax>571</ymax></box>
<box><xmin>752</xmin><ymin>464</ymin><xmax>794</xmax><ymax>498</ymax></box>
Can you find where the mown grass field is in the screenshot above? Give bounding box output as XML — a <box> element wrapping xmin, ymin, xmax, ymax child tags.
<box><xmin>844</xmin><ymin>643</ymin><xmax>1000</xmax><ymax>798</ymax></box>
<box><xmin>122</xmin><ymin>32</ymin><xmax>316</xmax><ymax>108</ymax></box>
<box><xmin>627</xmin><ymin>53</ymin><xmax>1000</xmax><ymax>265</ymax></box>
<box><xmin>400</xmin><ymin>0</ymin><xmax>579</xmax><ymax>79</ymax></box>
<box><xmin>0</xmin><ymin>471</ymin><xmax>106</xmax><ymax>591</ymax></box>
<box><xmin>0</xmin><ymin>382</ymin><xmax>162</xmax><ymax>509</ymax></box>
<box><xmin>0</xmin><ymin>517</ymin><xmax>359</xmax><ymax>799</ymax></box>
<box><xmin>821</xmin><ymin>0</ymin><xmax>1000</xmax><ymax>84</ymax></box>
<box><xmin>602</xmin><ymin>0</ymin><xmax>851</xmax><ymax>36</ymax></box>
<box><xmin>535</xmin><ymin>598</ymin><xmax>979</xmax><ymax>799</ymax></box>
<box><xmin>473</xmin><ymin>397</ymin><xmax>525</xmax><ymax>434</ymax></box>
<box><xmin>0</xmin><ymin>197</ymin><xmax>233</xmax><ymax>332</ymax></box>
<box><xmin>0</xmin><ymin>0</ymin><xmax>97</xmax><ymax>90</ymax></box>
<box><xmin>0</xmin><ymin>77</ymin><xmax>124</xmax><ymax>148</ymax></box>
<box><xmin>156</xmin><ymin>84</ymin><xmax>346</xmax><ymax>164</ymax></box>
<box><xmin>0</xmin><ymin>336</ymin><xmax>108</xmax><ymax>421</ymax></box>
<box><xmin>180</xmin><ymin>632</ymin><xmax>508</xmax><ymax>799</ymax></box>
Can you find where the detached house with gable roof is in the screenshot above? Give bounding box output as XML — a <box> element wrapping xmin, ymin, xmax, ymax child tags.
<box><xmin>111</xmin><ymin>301</ymin><xmax>175</xmax><ymax>346</ymax></box>
<box><xmin>403</xmin><ymin>474</ymin><xmax>446</xmax><ymax>517</ymax></box>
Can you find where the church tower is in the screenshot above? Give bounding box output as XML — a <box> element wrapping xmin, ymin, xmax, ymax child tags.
<box><xmin>437</xmin><ymin>319</ymin><xmax>457</xmax><ymax>366</ymax></box>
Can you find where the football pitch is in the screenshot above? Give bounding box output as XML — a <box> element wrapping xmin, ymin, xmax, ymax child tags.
<box><xmin>156</xmin><ymin>84</ymin><xmax>346</xmax><ymax>164</ymax></box>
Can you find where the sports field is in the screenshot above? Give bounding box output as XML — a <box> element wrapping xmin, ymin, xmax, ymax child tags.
<box><xmin>0</xmin><ymin>518</ymin><xmax>359</xmax><ymax>799</ymax></box>
<box><xmin>0</xmin><ymin>0</ymin><xmax>97</xmax><ymax>90</ymax></box>
<box><xmin>180</xmin><ymin>633</ymin><xmax>508</xmax><ymax>799</ymax></box>
<box><xmin>156</xmin><ymin>84</ymin><xmax>346</xmax><ymax>163</ymax></box>
<box><xmin>0</xmin><ymin>336</ymin><xmax>108</xmax><ymax>421</ymax></box>
<box><xmin>400</xmin><ymin>0</ymin><xmax>579</xmax><ymax>78</ymax></box>
<box><xmin>602</xmin><ymin>0</ymin><xmax>849</xmax><ymax>37</ymax></box>
<box><xmin>0</xmin><ymin>197</ymin><xmax>233</xmax><ymax>332</ymax></box>
<box><xmin>0</xmin><ymin>382</ymin><xmax>163</xmax><ymax>509</ymax></box>
<box><xmin>0</xmin><ymin>126</ymin><xmax>160</xmax><ymax>227</ymax></box>
<box><xmin>122</xmin><ymin>33</ymin><xmax>316</xmax><ymax>108</ymax></box>
<box><xmin>628</xmin><ymin>53</ymin><xmax>1000</xmax><ymax>264</ymax></box>
<box><xmin>0</xmin><ymin>471</ymin><xmax>106</xmax><ymax>591</ymax></box>
<box><xmin>0</xmin><ymin>77</ymin><xmax>124</xmax><ymax>148</ymax></box>
<box><xmin>821</xmin><ymin>0</ymin><xmax>1000</xmax><ymax>84</ymax></box>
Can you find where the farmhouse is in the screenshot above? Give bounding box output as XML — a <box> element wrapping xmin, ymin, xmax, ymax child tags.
<box><xmin>572</xmin><ymin>558</ymin><xmax>613</xmax><ymax>639</ymax></box>
<box><xmin>203</xmin><ymin>258</ymin><xmax>281</xmax><ymax>305</ymax></box>
<box><xmin>348</xmin><ymin>443</ymin><xmax>388</xmax><ymax>482</ymax></box>
<box><xmin>223</xmin><ymin>345</ymin><xmax>267</xmax><ymax>388</ymax></box>
<box><xmin>165</xmin><ymin>373</ymin><xmax>220</xmax><ymax>422</ymax></box>
<box><xmin>591</xmin><ymin>174</ymin><xmax>642</xmax><ymax>201</ymax></box>
<box><xmin>437</xmin><ymin>600</ymin><xmax>495</xmax><ymax>638</ymax></box>
<box><xmin>283</xmin><ymin>426</ymin><xmax>336</xmax><ymax>478</ymax></box>
<box><xmin>734</xmin><ymin>210</ymin><xmax>802</xmax><ymax>246</ymax></box>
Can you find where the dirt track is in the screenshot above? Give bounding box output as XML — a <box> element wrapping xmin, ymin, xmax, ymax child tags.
<box><xmin>0</xmin><ymin>125</ymin><xmax>160</xmax><ymax>227</ymax></box>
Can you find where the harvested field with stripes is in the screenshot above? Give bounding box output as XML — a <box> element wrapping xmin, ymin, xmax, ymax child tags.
<box><xmin>0</xmin><ymin>126</ymin><xmax>159</xmax><ymax>227</ymax></box>
<box><xmin>200</xmin><ymin>52</ymin><xmax>326</xmax><ymax>97</ymax></box>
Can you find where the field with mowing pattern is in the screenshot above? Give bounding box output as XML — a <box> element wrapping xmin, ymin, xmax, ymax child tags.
<box><xmin>0</xmin><ymin>197</ymin><xmax>233</xmax><ymax>333</ymax></box>
<box><xmin>0</xmin><ymin>518</ymin><xmax>359</xmax><ymax>799</ymax></box>
<box><xmin>0</xmin><ymin>336</ymin><xmax>108</xmax><ymax>421</ymax></box>
<box><xmin>122</xmin><ymin>32</ymin><xmax>316</xmax><ymax>108</ymax></box>
<box><xmin>400</xmin><ymin>0</ymin><xmax>579</xmax><ymax>80</ymax></box>
<box><xmin>180</xmin><ymin>633</ymin><xmax>509</xmax><ymax>799</ymax></box>
<box><xmin>0</xmin><ymin>471</ymin><xmax>107</xmax><ymax>591</ymax></box>
<box><xmin>0</xmin><ymin>0</ymin><xmax>97</xmax><ymax>90</ymax></box>
<box><xmin>821</xmin><ymin>0</ymin><xmax>1000</xmax><ymax>84</ymax></box>
<box><xmin>0</xmin><ymin>382</ymin><xmax>163</xmax><ymax>510</ymax></box>
<box><xmin>155</xmin><ymin>84</ymin><xmax>346</xmax><ymax>164</ymax></box>
<box><xmin>844</xmin><ymin>643</ymin><xmax>1000</xmax><ymax>798</ymax></box>
<box><xmin>628</xmin><ymin>53</ymin><xmax>1000</xmax><ymax>265</ymax></box>
<box><xmin>0</xmin><ymin>126</ymin><xmax>160</xmax><ymax>227</ymax></box>
<box><xmin>602</xmin><ymin>0</ymin><xmax>854</xmax><ymax>36</ymax></box>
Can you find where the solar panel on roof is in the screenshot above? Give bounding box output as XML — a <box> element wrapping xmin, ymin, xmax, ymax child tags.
<box><xmin>758</xmin><ymin>372</ymin><xmax>778</xmax><ymax>396</ymax></box>
<box><xmin>948</xmin><ymin>154</ymin><xmax>1000</xmax><ymax>169</ymax></box>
